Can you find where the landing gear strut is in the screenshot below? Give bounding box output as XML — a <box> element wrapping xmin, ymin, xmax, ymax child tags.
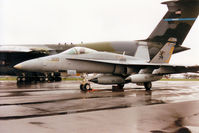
<box><xmin>80</xmin><ymin>73</ymin><xmax>92</xmax><ymax>91</ymax></box>
<box><xmin>144</xmin><ymin>82</ymin><xmax>152</xmax><ymax>91</ymax></box>
<box><xmin>112</xmin><ymin>84</ymin><xmax>124</xmax><ymax>91</ymax></box>
<box><xmin>16</xmin><ymin>73</ymin><xmax>36</xmax><ymax>83</ymax></box>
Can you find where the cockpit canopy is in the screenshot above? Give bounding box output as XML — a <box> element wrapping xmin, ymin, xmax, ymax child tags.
<box><xmin>62</xmin><ymin>47</ymin><xmax>97</xmax><ymax>55</ymax></box>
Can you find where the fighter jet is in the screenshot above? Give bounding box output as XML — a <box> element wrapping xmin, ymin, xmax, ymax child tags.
<box><xmin>14</xmin><ymin>37</ymin><xmax>199</xmax><ymax>91</ymax></box>
<box><xmin>1</xmin><ymin>0</ymin><xmax>199</xmax><ymax>83</ymax></box>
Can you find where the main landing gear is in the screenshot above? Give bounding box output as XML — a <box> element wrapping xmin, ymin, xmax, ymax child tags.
<box><xmin>112</xmin><ymin>84</ymin><xmax>124</xmax><ymax>91</ymax></box>
<box><xmin>79</xmin><ymin>82</ymin><xmax>152</xmax><ymax>92</ymax></box>
<box><xmin>144</xmin><ymin>82</ymin><xmax>152</xmax><ymax>91</ymax></box>
<box><xmin>17</xmin><ymin>72</ymin><xmax>62</xmax><ymax>84</ymax></box>
<box><xmin>17</xmin><ymin>76</ymin><xmax>45</xmax><ymax>83</ymax></box>
<box><xmin>16</xmin><ymin>73</ymin><xmax>45</xmax><ymax>83</ymax></box>
<box><xmin>46</xmin><ymin>73</ymin><xmax>62</xmax><ymax>82</ymax></box>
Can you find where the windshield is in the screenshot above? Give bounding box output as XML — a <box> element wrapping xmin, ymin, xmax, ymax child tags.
<box><xmin>62</xmin><ymin>47</ymin><xmax>97</xmax><ymax>55</ymax></box>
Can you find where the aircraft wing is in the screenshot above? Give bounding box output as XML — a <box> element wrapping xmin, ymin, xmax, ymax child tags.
<box><xmin>0</xmin><ymin>45</ymin><xmax>56</xmax><ymax>54</ymax></box>
<box><xmin>66</xmin><ymin>57</ymin><xmax>199</xmax><ymax>74</ymax></box>
<box><xmin>0</xmin><ymin>46</ymin><xmax>33</xmax><ymax>52</ymax></box>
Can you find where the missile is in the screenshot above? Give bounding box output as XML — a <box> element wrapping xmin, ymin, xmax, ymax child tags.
<box><xmin>126</xmin><ymin>74</ymin><xmax>162</xmax><ymax>83</ymax></box>
<box><xmin>89</xmin><ymin>74</ymin><xmax>125</xmax><ymax>85</ymax></box>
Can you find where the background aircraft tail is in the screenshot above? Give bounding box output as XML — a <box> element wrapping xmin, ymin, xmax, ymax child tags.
<box><xmin>150</xmin><ymin>37</ymin><xmax>176</xmax><ymax>63</ymax></box>
<box><xmin>146</xmin><ymin>0</ymin><xmax>199</xmax><ymax>46</ymax></box>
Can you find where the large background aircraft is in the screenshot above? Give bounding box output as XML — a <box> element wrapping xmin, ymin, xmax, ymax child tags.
<box><xmin>0</xmin><ymin>0</ymin><xmax>198</xmax><ymax>83</ymax></box>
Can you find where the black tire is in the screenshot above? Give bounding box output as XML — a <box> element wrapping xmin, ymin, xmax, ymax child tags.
<box><xmin>54</xmin><ymin>76</ymin><xmax>62</xmax><ymax>82</ymax></box>
<box><xmin>144</xmin><ymin>82</ymin><xmax>152</xmax><ymax>91</ymax></box>
<box><xmin>38</xmin><ymin>77</ymin><xmax>45</xmax><ymax>82</ymax></box>
<box><xmin>112</xmin><ymin>84</ymin><xmax>124</xmax><ymax>92</ymax></box>
<box><xmin>25</xmin><ymin>77</ymin><xmax>31</xmax><ymax>83</ymax></box>
<box><xmin>84</xmin><ymin>83</ymin><xmax>91</xmax><ymax>90</ymax></box>
<box><xmin>80</xmin><ymin>84</ymin><xmax>83</xmax><ymax>90</ymax></box>
<box><xmin>32</xmin><ymin>77</ymin><xmax>37</xmax><ymax>83</ymax></box>
<box><xmin>17</xmin><ymin>77</ymin><xmax>21</xmax><ymax>82</ymax></box>
<box><xmin>47</xmin><ymin>76</ymin><xmax>54</xmax><ymax>82</ymax></box>
<box><xmin>118</xmin><ymin>84</ymin><xmax>124</xmax><ymax>89</ymax></box>
<box><xmin>21</xmin><ymin>77</ymin><xmax>26</xmax><ymax>82</ymax></box>
<box><xmin>80</xmin><ymin>83</ymin><xmax>90</xmax><ymax>91</ymax></box>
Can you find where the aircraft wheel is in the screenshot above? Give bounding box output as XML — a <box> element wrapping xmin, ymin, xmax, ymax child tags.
<box><xmin>112</xmin><ymin>84</ymin><xmax>124</xmax><ymax>92</ymax></box>
<box><xmin>41</xmin><ymin>77</ymin><xmax>46</xmax><ymax>82</ymax></box>
<box><xmin>118</xmin><ymin>84</ymin><xmax>124</xmax><ymax>89</ymax></box>
<box><xmin>38</xmin><ymin>77</ymin><xmax>45</xmax><ymax>82</ymax></box>
<box><xmin>80</xmin><ymin>84</ymin><xmax>84</xmax><ymax>91</ymax></box>
<box><xmin>25</xmin><ymin>77</ymin><xmax>31</xmax><ymax>83</ymax></box>
<box><xmin>17</xmin><ymin>77</ymin><xmax>20</xmax><ymax>82</ymax></box>
<box><xmin>30</xmin><ymin>77</ymin><xmax>36</xmax><ymax>82</ymax></box>
<box><xmin>84</xmin><ymin>83</ymin><xmax>91</xmax><ymax>90</ymax></box>
<box><xmin>80</xmin><ymin>83</ymin><xmax>91</xmax><ymax>91</ymax></box>
<box><xmin>21</xmin><ymin>77</ymin><xmax>26</xmax><ymax>82</ymax></box>
<box><xmin>17</xmin><ymin>77</ymin><xmax>22</xmax><ymax>83</ymax></box>
<box><xmin>47</xmin><ymin>76</ymin><xmax>54</xmax><ymax>82</ymax></box>
<box><xmin>144</xmin><ymin>82</ymin><xmax>152</xmax><ymax>91</ymax></box>
<box><xmin>54</xmin><ymin>76</ymin><xmax>62</xmax><ymax>82</ymax></box>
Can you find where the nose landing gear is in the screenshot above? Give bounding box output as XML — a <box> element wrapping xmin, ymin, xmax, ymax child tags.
<box><xmin>80</xmin><ymin>73</ymin><xmax>92</xmax><ymax>91</ymax></box>
<box><xmin>80</xmin><ymin>83</ymin><xmax>91</xmax><ymax>91</ymax></box>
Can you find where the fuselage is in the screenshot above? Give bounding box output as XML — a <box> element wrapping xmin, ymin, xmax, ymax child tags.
<box><xmin>1</xmin><ymin>41</ymin><xmax>187</xmax><ymax>76</ymax></box>
<box><xmin>14</xmin><ymin>47</ymin><xmax>148</xmax><ymax>76</ymax></box>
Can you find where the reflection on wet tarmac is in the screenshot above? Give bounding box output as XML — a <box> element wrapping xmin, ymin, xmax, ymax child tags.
<box><xmin>0</xmin><ymin>85</ymin><xmax>152</xmax><ymax>119</ymax></box>
<box><xmin>1</xmin><ymin>81</ymin><xmax>199</xmax><ymax>132</ymax></box>
<box><xmin>0</xmin><ymin>81</ymin><xmax>199</xmax><ymax>120</ymax></box>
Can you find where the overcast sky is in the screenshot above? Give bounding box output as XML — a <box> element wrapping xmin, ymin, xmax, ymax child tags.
<box><xmin>0</xmin><ymin>0</ymin><xmax>198</xmax><ymax>65</ymax></box>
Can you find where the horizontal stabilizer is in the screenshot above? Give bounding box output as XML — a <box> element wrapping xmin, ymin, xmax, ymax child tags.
<box><xmin>173</xmin><ymin>45</ymin><xmax>190</xmax><ymax>54</ymax></box>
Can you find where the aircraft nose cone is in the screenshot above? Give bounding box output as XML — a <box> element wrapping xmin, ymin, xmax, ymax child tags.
<box><xmin>14</xmin><ymin>59</ymin><xmax>45</xmax><ymax>72</ymax></box>
<box><xmin>14</xmin><ymin>64</ymin><xmax>22</xmax><ymax>70</ymax></box>
<box><xmin>14</xmin><ymin>60</ymin><xmax>36</xmax><ymax>71</ymax></box>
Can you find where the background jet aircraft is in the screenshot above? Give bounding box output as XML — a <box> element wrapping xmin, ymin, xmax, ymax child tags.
<box><xmin>14</xmin><ymin>37</ymin><xmax>199</xmax><ymax>91</ymax></box>
<box><xmin>1</xmin><ymin>0</ymin><xmax>198</xmax><ymax>83</ymax></box>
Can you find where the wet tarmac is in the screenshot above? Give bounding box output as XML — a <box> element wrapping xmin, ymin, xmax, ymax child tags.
<box><xmin>0</xmin><ymin>80</ymin><xmax>199</xmax><ymax>133</ymax></box>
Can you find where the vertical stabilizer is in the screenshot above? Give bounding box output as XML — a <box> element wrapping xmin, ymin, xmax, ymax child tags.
<box><xmin>150</xmin><ymin>37</ymin><xmax>177</xmax><ymax>63</ymax></box>
<box><xmin>135</xmin><ymin>42</ymin><xmax>150</xmax><ymax>61</ymax></box>
<box><xmin>147</xmin><ymin>0</ymin><xmax>199</xmax><ymax>46</ymax></box>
